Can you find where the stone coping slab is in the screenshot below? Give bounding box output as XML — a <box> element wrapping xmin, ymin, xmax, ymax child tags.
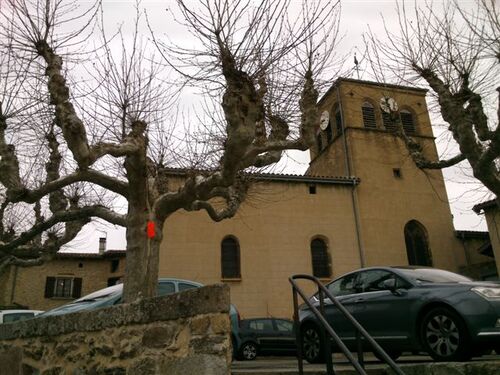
<box><xmin>0</xmin><ymin>283</ymin><xmax>229</xmax><ymax>340</ymax></box>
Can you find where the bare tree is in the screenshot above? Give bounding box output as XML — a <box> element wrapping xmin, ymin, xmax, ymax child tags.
<box><xmin>364</xmin><ymin>0</ymin><xmax>499</xmax><ymax>197</ymax></box>
<box><xmin>0</xmin><ymin>0</ymin><xmax>340</xmax><ymax>302</ymax></box>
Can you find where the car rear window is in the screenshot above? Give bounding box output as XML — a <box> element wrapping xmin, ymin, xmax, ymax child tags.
<box><xmin>3</xmin><ymin>312</ymin><xmax>34</xmax><ymax>323</ymax></box>
<box><xmin>396</xmin><ymin>268</ymin><xmax>472</xmax><ymax>283</ymax></box>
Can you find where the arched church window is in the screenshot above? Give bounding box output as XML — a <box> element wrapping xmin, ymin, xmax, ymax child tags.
<box><xmin>400</xmin><ymin>109</ymin><xmax>416</xmax><ymax>135</ymax></box>
<box><xmin>311</xmin><ymin>238</ymin><xmax>331</xmax><ymax>278</ymax></box>
<box><xmin>362</xmin><ymin>101</ymin><xmax>377</xmax><ymax>129</ymax></box>
<box><xmin>334</xmin><ymin>105</ymin><xmax>343</xmax><ymax>135</ymax></box>
<box><xmin>316</xmin><ymin>133</ymin><xmax>323</xmax><ymax>152</ymax></box>
<box><xmin>404</xmin><ymin>220</ymin><xmax>432</xmax><ymax>266</ymax></box>
<box><xmin>221</xmin><ymin>236</ymin><xmax>241</xmax><ymax>278</ymax></box>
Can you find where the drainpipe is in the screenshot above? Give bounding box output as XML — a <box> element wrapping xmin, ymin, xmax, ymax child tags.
<box><xmin>336</xmin><ymin>84</ymin><xmax>366</xmax><ymax>267</ymax></box>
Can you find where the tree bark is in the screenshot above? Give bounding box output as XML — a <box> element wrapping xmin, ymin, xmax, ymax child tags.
<box><xmin>122</xmin><ymin>121</ymin><xmax>156</xmax><ymax>302</ymax></box>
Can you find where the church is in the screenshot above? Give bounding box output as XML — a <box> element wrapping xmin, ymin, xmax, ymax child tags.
<box><xmin>1</xmin><ymin>78</ymin><xmax>496</xmax><ymax>318</ymax></box>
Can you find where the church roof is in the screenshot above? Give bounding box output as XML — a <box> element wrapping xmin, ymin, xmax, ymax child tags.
<box><xmin>318</xmin><ymin>77</ymin><xmax>428</xmax><ymax>106</ymax></box>
<box><xmin>161</xmin><ymin>167</ymin><xmax>360</xmax><ymax>185</ymax></box>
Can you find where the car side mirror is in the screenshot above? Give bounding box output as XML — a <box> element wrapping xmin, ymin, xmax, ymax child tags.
<box><xmin>383</xmin><ymin>278</ymin><xmax>397</xmax><ymax>291</ymax></box>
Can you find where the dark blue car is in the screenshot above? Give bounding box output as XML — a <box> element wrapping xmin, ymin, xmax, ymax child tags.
<box><xmin>236</xmin><ymin>318</ymin><xmax>296</xmax><ymax>360</ymax></box>
<box><xmin>299</xmin><ymin>266</ymin><xmax>500</xmax><ymax>362</ymax></box>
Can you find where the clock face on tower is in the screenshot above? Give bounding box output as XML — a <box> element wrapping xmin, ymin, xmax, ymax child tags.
<box><xmin>380</xmin><ymin>97</ymin><xmax>399</xmax><ymax>113</ymax></box>
<box><xmin>319</xmin><ymin>110</ymin><xmax>330</xmax><ymax>130</ymax></box>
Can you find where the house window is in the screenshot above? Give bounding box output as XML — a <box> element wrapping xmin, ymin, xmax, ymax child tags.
<box><xmin>111</xmin><ymin>259</ymin><xmax>120</xmax><ymax>273</ymax></box>
<box><xmin>44</xmin><ymin>276</ymin><xmax>82</xmax><ymax>299</ymax></box>
<box><xmin>311</xmin><ymin>238</ymin><xmax>331</xmax><ymax>278</ymax></box>
<box><xmin>393</xmin><ymin>168</ymin><xmax>402</xmax><ymax>178</ymax></box>
<box><xmin>400</xmin><ymin>109</ymin><xmax>416</xmax><ymax>135</ymax></box>
<box><xmin>362</xmin><ymin>102</ymin><xmax>377</xmax><ymax>128</ymax></box>
<box><xmin>404</xmin><ymin>220</ymin><xmax>433</xmax><ymax>266</ymax></box>
<box><xmin>221</xmin><ymin>236</ymin><xmax>241</xmax><ymax>279</ymax></box>
<box><xmin>107</xmin><ymin>277</ymin><xmax>121</xmax><ymax>286</ymax></box>
<box><xmin>309</xmin><ymin>185</ymin><xmax>317</xmax><ymax>194</ymax></box>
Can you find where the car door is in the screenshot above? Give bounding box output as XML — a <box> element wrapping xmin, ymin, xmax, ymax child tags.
<box><xmin>273</xmin><ymin>319</ymin><xmax>296</xmax><ymax>351</ymax></box>
<box><xmin>247</xmin><ymin>319</ymin><xmax>276</xmax><ymax>352</ymax></box>
<box><xmin>352</xmin><ymin>269</ymin><xmax>413</xmax><ymax>345</ymax></box>
<box><xmin>322</xmin><ymin>272</ymin><xmax>360</xmax><ymax>346</ymax></box>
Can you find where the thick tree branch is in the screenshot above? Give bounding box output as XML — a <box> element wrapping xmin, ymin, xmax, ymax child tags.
<box><xmin>0</xmin><ymin>205</ymin><xmax>125</xmax><ymax>254</ymax></box>
<box><xmin>7</xmin><ymin>169</ymin><xmax>129</xmax><ymax>203</ymax></box>
<box><xmin>35</xmin><ymin>40</ymin><xmax>92</xmax><ymax>169</ymax></box>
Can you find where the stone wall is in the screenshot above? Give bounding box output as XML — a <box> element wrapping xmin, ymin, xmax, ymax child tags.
<box><xmin>0</xmin><ymin>284</ymin><xmax>230</xmax><ymax>375</ymax></box>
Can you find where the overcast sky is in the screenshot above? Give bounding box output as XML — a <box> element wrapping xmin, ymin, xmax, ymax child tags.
<box><xmin>63</xmin><ymin>0</ymin><xmax>487</xmax><ymax>253</ymax></box>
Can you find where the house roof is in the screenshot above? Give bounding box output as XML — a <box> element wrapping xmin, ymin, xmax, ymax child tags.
<box><xmin>473</xmin><ymin>199</ymin><xmax>497</xmax><ymax>214</ymax></box>
<box><xmin>55</xmin><ymin>250</ymin><xmax>126</xmax><ymax>259</ymax></box>
<box><xmin>161</xmin><ymin>167</ymin><xmax>360</xmax><ymax>186</ymax></box>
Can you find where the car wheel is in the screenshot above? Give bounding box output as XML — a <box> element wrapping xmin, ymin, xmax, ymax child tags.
<box><xmin>373</xmin><ymin>349</ymin><xmax>402</xmax><ymax>362</ymax></box>
<box><xmin>420</xmin><ymin>307</ymin><xmax>470</xmax><ymax>361</ymax></box>
<box><xmin>301</xmin><ymin>324</ymin><xmax>325</xmax><ymax>363</ymax></box>
<box><xmin>239</xmin><ymin>342</ymin><xmax>258</xmax><ymax>360</ymax></box>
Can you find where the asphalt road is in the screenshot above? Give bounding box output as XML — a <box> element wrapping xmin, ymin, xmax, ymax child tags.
<box><xmin>231</xmin><ymin>353</ymin><xmax>500</xmax><ymax>374</ymax></box>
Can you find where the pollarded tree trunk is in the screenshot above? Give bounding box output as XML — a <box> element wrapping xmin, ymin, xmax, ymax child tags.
<box><xmin>122</xmin><ymin>121</ymin><xmax>159</xmax><ymax>302</ymax></box>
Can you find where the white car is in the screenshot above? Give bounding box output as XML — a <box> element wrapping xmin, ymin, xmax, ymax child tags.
<box><xmin>0</xmin><ymin>309</ymin><xmax>44</xmax><ymax>324</ymax></box>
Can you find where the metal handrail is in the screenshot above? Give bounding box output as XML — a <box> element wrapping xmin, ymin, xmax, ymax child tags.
<box><xmin>290</xmin><ymin>274</ymin><xmax>405</xmax><ymax>375</ymax></box>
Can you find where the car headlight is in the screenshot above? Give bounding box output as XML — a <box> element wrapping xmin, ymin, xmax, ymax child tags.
<box><xmin>472</xmin><ymin>286</ymin><xmax>500</xmax><ymax>300</ymax></box>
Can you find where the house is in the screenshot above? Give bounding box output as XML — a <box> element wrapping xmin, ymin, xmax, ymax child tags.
<box><xmin>0</xmin><ymin>242</ymin><xmax>125</xmax><ymax>311</ymax></box>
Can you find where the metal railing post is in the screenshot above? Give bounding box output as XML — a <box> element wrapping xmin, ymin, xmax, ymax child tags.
<box><xmin>356</xmin><ymin>329</ymin><xmax>364</xmax><ymax>368</ymax></box>
<box><xmin>292</xmin><ymin>286</ymin><xmax>304</xmax><ymax>375</ymax></box>
<box><xmin>319</xmin><ymin>287</ymin><xmax>334</xmax><ymax>375</ymax></box>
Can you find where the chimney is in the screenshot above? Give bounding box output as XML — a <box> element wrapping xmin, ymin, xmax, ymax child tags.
<box><xmin>98</xmin><ymin>237</ymin><xmax>106</xmax><ymax>255</ymax></box>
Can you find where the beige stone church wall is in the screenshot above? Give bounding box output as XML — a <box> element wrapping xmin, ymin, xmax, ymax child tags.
<box><xmin>159</xmin><ymin>181</ymin><xmax>359</xmax><ymax>319</ymax></box>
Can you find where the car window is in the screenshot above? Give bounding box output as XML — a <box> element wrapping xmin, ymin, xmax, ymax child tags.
<box><xmin>275</xmin><ymin>320</ymin><xmax>293</xmax><ymax>332</ymax></box>
<box><xmin>157</xmin><ymin>282</ymin><xmax>175</xmax><ymax>295</ymax></box>
<box><xmin>178</xmin><ymin>282</ymin><xmax>197</xmax><ymax>292</ymax></box>
<box><xmin>327</xmin><ymin>272</ymin><xmax>358</xmax><ymax>296</ymax></box>
<box><xmin>3</xmin><ymin>312</ymin><xmax>34</xmax><ymax>323</ymax></box>
<box><xmin>357</xmin><ymin>270</ymin><xmax>396</xmax><ymax>292</ymax></box>
<box><xmin>356</xmin><ymin>270</ymin><xmax>412</xmax><ymax>292</ymax></box>
<box><xmin>248</xmin><ymin>319</ymin><xmax>273</xmax><ymax>331</ymax></box>
<box><xmin>396</xmin><ymin>268</ymin><xmax>472</xmax><ymax>283</ymax></box>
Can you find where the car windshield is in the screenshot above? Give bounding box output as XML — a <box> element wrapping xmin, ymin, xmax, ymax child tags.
<box><xmin>396</xmin><ymin>268</ymin><xmax>472</xmax><ymax>283</ymax></box>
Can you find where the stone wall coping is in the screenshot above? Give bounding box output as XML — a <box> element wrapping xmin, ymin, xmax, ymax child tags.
<box><xmin>0</xmin><ymin>283</ymin><xmax>229</xmax><ymax>340</ymax></box>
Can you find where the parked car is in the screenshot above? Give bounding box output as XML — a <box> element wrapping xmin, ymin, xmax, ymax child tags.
<box><xmin>299</xmin><ymin>266</ymin><xmax>500</xmax><ymax>363</ymax></box>
<box><xmin>230</xmin><ymin>304</ymin><xmax>242</xmax><ymax>359</ymax></box>
<box><xmin>38</xmin><ymin>278</ymin><xmax>241</xmax><ymax>350</ymax></box>
<box><xmin>236</xmin><ymin>318</ymin><xmax>296</xmax><ymax>360</ymax></box>
<box><xmin>0</xmin><ymin>309</ymin><xmax>43</xmax><ymax>324</ymax></box>
<box><xmin>39</xmin><ymin>278</ymin><xmax>203</xmax><ymax>317</ymax></box>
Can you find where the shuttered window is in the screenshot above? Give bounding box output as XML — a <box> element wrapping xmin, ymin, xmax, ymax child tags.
<box><xmin>382</xmin><ymin>112</ymin><xmax>397</xmax><ymax>132</ymax></box>
<box><xmin>335</xmin><ymin>108</ymin><xmax>343</xmax><ymax>135</ymax></box>
<box><xmin>362</xmin><ymin>102</ymin><xmax>377</xmax><ymax>128</ymax></box>
<box><xmin>44</xmin><ymin>276</ymin><xmax>82</xmax><ymax>298</ymax></box>
<box><xmin>311</xmin><ymin>238</ymin><xmax>331</xmax><ymax>278</ymax></box>
<box><xmin>221</xmin><ymin>237</ymin><xmax>241</xmax><ymax>279</ymax></box>
<box><xmin>400</xmin><ymin>110</ymin><xmax>416</xmax><ymax>135</ymax></box>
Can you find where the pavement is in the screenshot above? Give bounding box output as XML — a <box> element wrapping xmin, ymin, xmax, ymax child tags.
<box><xmin>231</xmin><ymin>353</ymin><xmax>500</xmax><ymax>374</ymax></box>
